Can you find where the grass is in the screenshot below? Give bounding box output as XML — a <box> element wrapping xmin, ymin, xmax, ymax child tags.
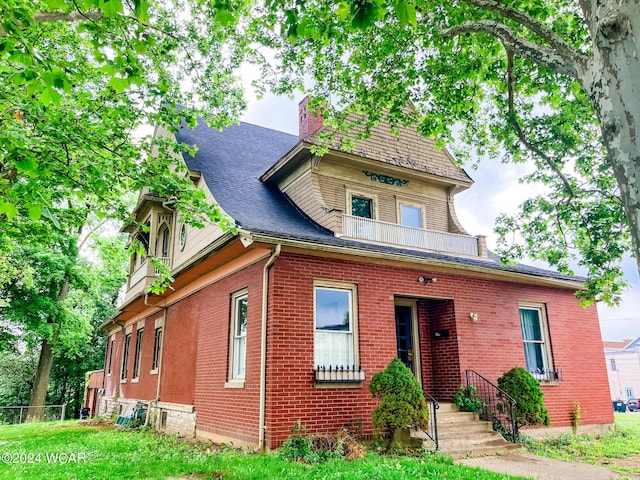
<box><xmin>525</xmin><ymin>412</ymin><xmax>640</xmax><ymax>476</ymax></box>
<box><xmin>0</xmin><ymin>421</ymin><xmax>528</xmax><ymax>480</ymax></box>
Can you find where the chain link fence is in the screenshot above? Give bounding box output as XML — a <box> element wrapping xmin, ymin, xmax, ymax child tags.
<box><xmin>0</xmin><ymin>405</ymin><xmax>67</xmax><ymax>425</ymax></box>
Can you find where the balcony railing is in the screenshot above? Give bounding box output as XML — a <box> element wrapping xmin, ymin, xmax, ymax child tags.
<box><xmin>342</xmin><ymin>215</ymin><xmax>480</xmax><ymax>256</ymax></box>
<box><xmin>129</xmin><ymin>257</ymin><xmax>171</xmax><ymax>288</ymax></box>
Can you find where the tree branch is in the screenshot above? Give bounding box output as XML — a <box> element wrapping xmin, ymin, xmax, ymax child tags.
<box><xmin>0</xmin><ymin>9</ymin><xmax>103</xmax><ymax>36</ymax></box>
<box><xmin>505</xmin><ymin>47</ymin><xmax>576</xmax><ymax>199</ymax></box>
<box><xmin>33</xmin><ymin>10</ymin><xmax>103</xmax><ymax>24</ymax></box>
<box><xmin>461</xmin><ymin>0</ymin><xmax>587</xmax><ymax>70</ymax></box>
<box><xmin>442</xmin><ymin>19</ymin><xmax>581</xmax><ymax>79</ymax></box>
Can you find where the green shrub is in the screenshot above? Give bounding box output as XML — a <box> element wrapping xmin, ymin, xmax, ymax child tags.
<box><xmin>369</xmin><ymin>358</ymin><xmax>429</xmax><ymax>443</ymax></box>
<box><xmin>453</xmin><ymin>385</ymin><xmax>486</xmax><ymax>413</ymax></box>
<box><xmin>497</xmin><ymin>367</ymin><xmax>550</xmax><ymax>428</ymax></box>
<box><xmin>278</xmin><ymin>421</ymin><xmax>365</xmax><ymax>464</ymax></box>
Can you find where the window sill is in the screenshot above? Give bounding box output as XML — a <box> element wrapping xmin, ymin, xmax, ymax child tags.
<box><xmin>224</xmin><ymin>380</ymin><xmax>245</xmax><ymax>389</ymax></box>
<box><xmin>150</xmin><ymin>369</ymin><xmax>158</xmax><ymax>375</ymax></box>
<box><xmin>539</xmin><ymin>380</ymin><xmax>560</xmax><ymax>387</ymax></box>
<box><xmin>131</xmin><ymin>377</ymin><xmax>140</xmax><ymax>384</ymax></box>
<box><xmin>314</xmin><ymin>381</ymin><xmax>364</xmax><ymax>389</ymax></box>
<box><xmin>120</xmin><ymin>378</ymin><xmax>127</xmax><ymax>384</ymax></box>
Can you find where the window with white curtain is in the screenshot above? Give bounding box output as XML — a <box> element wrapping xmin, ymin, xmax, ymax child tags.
<box><xmin>519</xmin><ymin>305</ymin><xmax>553</xmax><ymax>378</ymax></box>
<box><xmin>314</xmin><ymin>284</ymin><xmax>358</xmax><ymax>368</ymax></box>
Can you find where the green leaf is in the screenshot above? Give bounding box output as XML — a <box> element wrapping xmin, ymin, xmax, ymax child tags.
<box><xmin>27</xmin><ymin>205</ymin><xmax>42</xmax><ymax>221</ymax></box>
<box><xmin>393</xmin><ymin>1</ymin><xmax>416</xmax><ymax>26</ymax></box>
<box><xmin>215</xmin><ymin>9</ymin><xmax>236</xmax><ymax>27</ymax></box>
<box><xmin>40</xmin><ymin>208</ymin><xmax>61</xmax><ymax>230</ymax></box>
<box><xmin>335</xmin><ymin>2</ymin><xmax>350</xmax><ymax>20</ymax></box>
<box><xmin>14</xmin><ymin>158</ymin><xmax>38</xmax><ymax>172</ymax></box>
<box><xmin>0</xmin><ymin>203</ymin><xmax>19</xmax><ymax>220</ymax></box>
<box><xmin>133</xmin><ymin>0</ymin><xmax>150</xmax><ymax>22</ymax></box>
<box><xmin>99</xmin><ymin>0</ymin><xmax>123</xmax><ymax>18</ymax></box>
<box><xmin>38</xmin><ymin>86</ymin><xmax>62</xmax><ymax>106</ymax></box>
<box><xmin>44</xmin><ymin>0</ymin><xmax>69</xmax><ymax>9</ymax></box>
<box><xmin>107</xmin><ymin>76</ymin><xmax>130</xmax><ymax>93</ymax></box>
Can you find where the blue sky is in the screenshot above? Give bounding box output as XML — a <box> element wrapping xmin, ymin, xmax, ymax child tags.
<box><xmin>240</xmin><ymin>91</ymin><xmax>640</xmax><ymax>342</ymax></box>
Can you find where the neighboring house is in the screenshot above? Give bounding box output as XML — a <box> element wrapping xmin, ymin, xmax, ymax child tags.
<box><xmin>91</xmin><ymin>98</ymin><xmax>613</xmax><ymax>448</ymax></box>
<box><xmin>83</xmin><ymin>369</ymin><xmax>103</xmax><ymax>418</ymax></box>
<box><xmin>604</xmin><ymin>337</ymin><xmax>640</xmax><ymax>401</ymax></box>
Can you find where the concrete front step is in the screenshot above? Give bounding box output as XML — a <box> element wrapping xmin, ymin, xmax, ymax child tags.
<box><xmin>423</xmin><ymin>403</ymin><xmax>520</xmax><ymax>458</ymax></box>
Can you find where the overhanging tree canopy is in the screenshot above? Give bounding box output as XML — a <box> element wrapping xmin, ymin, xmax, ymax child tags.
<box><xmin>255</xmin><ymin>0</ymin><xmax>639</xmax><ymax>304</ymax></box>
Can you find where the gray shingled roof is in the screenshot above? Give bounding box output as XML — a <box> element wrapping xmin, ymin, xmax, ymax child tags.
<box><xmin>175</xmin><ymin>121</ymin><xmax>582</xmax><ymax>284</ymax></box>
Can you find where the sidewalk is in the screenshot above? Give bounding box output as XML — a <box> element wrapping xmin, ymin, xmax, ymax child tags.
<box><xmin>457</xmin><ymin>453</ymin><xmax>632</xmax><ymax>480</ymax></box>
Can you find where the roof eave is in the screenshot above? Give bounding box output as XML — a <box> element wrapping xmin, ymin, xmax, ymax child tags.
<box><xmin>247</xmin><ymin>232</ymin><xmax>586</xmax><ymax>291</ymax></box>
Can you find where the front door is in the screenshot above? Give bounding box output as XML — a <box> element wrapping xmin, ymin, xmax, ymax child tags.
<box><xmin>395</xmin><ymin>303</ymin><xmax>418</xmax><ymax>377</ymax></box>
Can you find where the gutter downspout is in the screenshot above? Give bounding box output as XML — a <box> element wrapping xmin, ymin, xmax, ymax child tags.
<box><xmin>259</xmin><ymin>244</ymin><xmax>281</xmax><ymax>450</ymax></box>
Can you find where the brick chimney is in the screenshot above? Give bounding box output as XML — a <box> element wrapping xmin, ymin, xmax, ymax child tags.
<box><xmin>298</xmin><ymin>96</ymin><xmax>324</xmax><ymax>139</ymax></box>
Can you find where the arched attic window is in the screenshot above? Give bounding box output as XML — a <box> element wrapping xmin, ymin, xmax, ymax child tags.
<box><xmin>137</xmin><ymin>227</ymin><xmax>150</xmax><ymax>265</ymax></box>
<box><xmin>157</xmin><ymin>223</ymin><xmax>171</xmax><ymax>258</ymax></box>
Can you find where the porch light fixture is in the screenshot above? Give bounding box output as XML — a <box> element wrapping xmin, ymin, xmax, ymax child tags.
<box><xmin>418</xmin><ymin>276</ymin><xmax>437</xmax><ymax>284</ymax></box>
<box><xmin>469</xmin><ymin>312</ymin><xmax>479</xmax><ymax>322</ymax></box>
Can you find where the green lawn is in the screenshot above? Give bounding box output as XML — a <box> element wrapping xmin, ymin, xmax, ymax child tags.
<box><xmin>525</xmin><ymin>412</ymin><xmax>640</xmax><ymax>475</ymax></box>
<box><xmin>0</xmin><ymin>421</ymin><xmax>526</xmax><ymax>480</ymax></box>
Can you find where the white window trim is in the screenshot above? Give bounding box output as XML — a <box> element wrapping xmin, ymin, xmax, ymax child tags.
<box><xmin>227</xmin><ymin>289</ymin><xmax>248</xmax><ymax>386</ymax></box>
<box><xmin>313</xmin><ymin>280</ymin><xmax>359</xmax><ymax>370</ymax></box>
<box><xmin>519</xmin><ymin>302</ymin><xmax>555</xmax><ymax>381</ymax></box>
<box><xmin>347</xmin><ymin>189</ymin><xmax>378</xmax><ymax>220</ymax></box>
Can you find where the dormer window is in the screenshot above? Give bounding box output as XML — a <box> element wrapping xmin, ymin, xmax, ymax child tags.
<box><xmin>351</xmin><ymin>195</ymin><xmax>373</xmax><ymax>219</ymax></box>
<box><xmin>399</xmin><ymin>203</ymin><xmax>423</xmax><ymax>228</ymax></box>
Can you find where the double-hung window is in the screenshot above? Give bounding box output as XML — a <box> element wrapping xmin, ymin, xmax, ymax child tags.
<box><xmin>132</xmin><ymin>328</ymin><xmax>144</xmax><ymax>379</ymax></box>
<box><xmin>121</xmin><ymin>333</ymin><xmax>131</xmax><ymax>381</ymax></box>
<box><xmin>152</xmin><ymin>327</ymin><xmax>162</xmax><ymax>372</ymax></box>
<box><xmin>107</xmin><ymin>338</ymin><xmax>114</xmax><ymax>375</ymax></box>
<box><xmin>314</xmin><ymin>283</ymin><xmax>357</xmax><ymax>368</ymax></box>
<box><xmin>229</xmin><ymin>290</ymin><xmax>248</xmax><ymax>381</ymax></box>
<box><xmin>519</xmin><ymin>304</ymin><xmax>553</xmax><ymax>379</ymax></box>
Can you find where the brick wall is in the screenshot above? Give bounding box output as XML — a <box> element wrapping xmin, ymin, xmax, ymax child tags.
<box><xmin>161</xmin><ymin>298</ymin><xmax>198</xmax><ymax>405</ymax></box>
<box><xmin>193</xmin><ymin>260</ymin><xmax>266</xmax><ymax>445</ymax></box>
<box><xmin>263</xmin><ymin>252</ymin><xmax>613</xmax><ymax>447</ymax></box>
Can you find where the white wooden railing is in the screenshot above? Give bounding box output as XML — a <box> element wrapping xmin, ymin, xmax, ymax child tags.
<box><xmin>342</xmin><ymin>215</ymin><xmax>479</xmax><ymax>256</ymax></box>
<box><xmin>129</xmin><ymin>257</ymin><xmax>171</xmax><ymax>287</ymax></box>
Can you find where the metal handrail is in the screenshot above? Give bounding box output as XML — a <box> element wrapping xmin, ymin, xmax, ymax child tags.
<box><xmin>422</xmin><ymin>391</ymin><xmax>439</xmax><ymax>450</ymax></box>
<box><xmin>465</xmin><ymin>370</ymin><xmax>519</xmax><ymax>443</ymax></box>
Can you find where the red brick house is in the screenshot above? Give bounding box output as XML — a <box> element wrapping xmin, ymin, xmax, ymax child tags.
<box><xmin>94</xmin><ymin>98</ymin><xmax>613</xmax><ymax>448</ymax></box>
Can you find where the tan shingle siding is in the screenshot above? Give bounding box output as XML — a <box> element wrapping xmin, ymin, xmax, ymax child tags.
<box><xmin>307</xmin><ymin>114</ymin><xmax>472</xmax><ymax>184</ymax></box>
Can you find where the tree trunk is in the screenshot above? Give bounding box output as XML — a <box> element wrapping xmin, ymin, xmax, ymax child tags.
<box><xmin>581</xmin><ymin>0</ymin><xmax>640</xmax><ymax>275</ymax></box>
<box><xmin>26</xmin><ymin>338</ymin><xmax>55</xmax><ymax>422</ymax></box>
<box><xmin>26</xmin><ymin>279</ymin><xmax>71</xmax><ymax>421</ymax></box>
